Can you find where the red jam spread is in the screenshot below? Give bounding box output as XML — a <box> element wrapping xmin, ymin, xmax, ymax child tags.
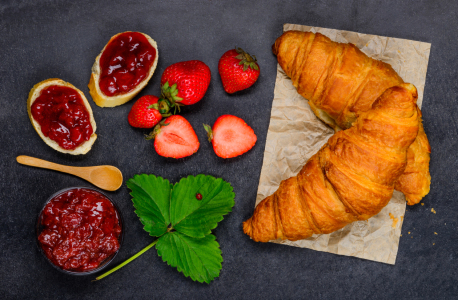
<box><xmin>38</xmin><ymin>188</ymin><xmax>121</xmax><ymax>272</ymax></box>
<box><xmin>98</xmin><ymin>32</ymin><xmax>156</xmax><ymax>96</ymax></box>
<box><xmin>31</xmin><ymin>85</ymin><xmax>93</xmax><ymax>150</ymax></box>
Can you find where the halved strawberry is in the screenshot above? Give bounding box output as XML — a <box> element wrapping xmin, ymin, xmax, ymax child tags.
<box><xmin>147</xmin><ymin>115</ymin><xmax>200</xmax><ymax>158</ymax></box>
<box><xmin>128</xmin><ymin>95</ymin><xmax>163</xmax><ymax>128</ymax></box>
<box><xmin>204</xmin><ymin>115</ymin><xmax>257</xmax><ymax>158</ymax></box>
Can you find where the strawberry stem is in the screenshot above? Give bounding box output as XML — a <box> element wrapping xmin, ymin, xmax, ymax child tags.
<box><xmin>94</xmin><ymin>239</ymin><xmax>158</xmax><ymax>281</ymax></box>
<box><xmin>203</xmin><ymin>124</ymin><xmax>213</xmax><ymax>142</ymax></box>
<box><xmin>145</xmin><ymin>119</ymin><xmax>170</xmax><ymax>140</ymax></box>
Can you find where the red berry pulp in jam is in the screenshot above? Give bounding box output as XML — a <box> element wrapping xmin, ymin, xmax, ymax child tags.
<box><xmin>38</xmin><ymin>188</ymin><xmax>121</xmax><ymax>272</ymax></box>
<box><xmin>31</xmin><ymin>85</ymin><xmax>93</xmax><ymax>150</ymax></box>
<box><xmin>99</xmin><ymin>32</ymin><xmax>156</xmax><ymax>96</ymax></box>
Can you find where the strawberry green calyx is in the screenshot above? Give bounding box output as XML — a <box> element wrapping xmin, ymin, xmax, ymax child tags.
<box><xmin>145</xmin><ymin>119</ymin><xmax>169</xmax><ymax>140</ymax></box>
<box><xmin>148</xmin><ymin>102</ymin><xmax>172</xmax><ymax>117</ymax></box>
<box><xmin>159</xmin><ymin>82</ymin><xmax>184</xmax><ymax>115</ymax></box>
<box><xmin>235</xmin><ymin>47</ymin><xmax>259</xmax><ymax>72</ymax></box>
<box><xmin>203</xmin><ymin>124</ymin><xmax>213</xmax><ymax>142</ymax></box>
<box><xmin>162</xmin><ymin>82</ymin><xmax>183</xmax><ymax>102</ymax></box>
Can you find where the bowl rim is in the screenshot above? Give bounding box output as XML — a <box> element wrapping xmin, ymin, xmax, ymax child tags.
<box><xmin>36</xmin><ymin>186</ymin><xmax>124</xmax><ymax>276</ymax></box>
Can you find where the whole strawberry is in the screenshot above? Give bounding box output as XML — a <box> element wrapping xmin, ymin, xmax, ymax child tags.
<box><xmin>160</xmin><ymin>60</ymin><xmax>211</xmax><ymax>113</ymax></box>
<box><xmin>128</xmin><ymin>95</ymin><xmax>163</xmax><ymax>128</ymax></box>
<box><xmin>204</xmin><ymin>115</ymin><xmax>257</xmax><ymax>158</ymax></box>
<box><xmin>146</xmin><ymin>115</ymin><xmax>200</xmax><ymax>158</ymax></box>
<box><xmin>218</xmin><ymin>47</ymin><xmax>260</xmax><ymax>93</ymax></box>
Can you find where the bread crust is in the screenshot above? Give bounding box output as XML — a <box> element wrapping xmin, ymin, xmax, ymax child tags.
<box><xmin>88</xmin><ymin>32</ymin><xmax>159</xmax><ymax>107</ymax></box>
<box><xmin>27</xmin><ymin>78</ymin><xmax>97</xmax><ymax>155</ymax></box>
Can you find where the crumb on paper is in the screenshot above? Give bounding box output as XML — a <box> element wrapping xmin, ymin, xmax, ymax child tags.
<box><xmin>434</xmin><ymin>232</ymin><xmax>438</xmax><ymax>235</ymax></box>
<box><xmin>389</xmin><ymin>213</ymin><xmax>399</xmax><ymax>228</ymax></box>
<box><xmin>431</xmin><ymin>208</ymin><xmax>436</xmax><ymax>214</ymax></box>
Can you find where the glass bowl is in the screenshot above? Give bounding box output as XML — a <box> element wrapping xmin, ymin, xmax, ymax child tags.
<box><xmin>36</xmin><ymin>186</ymin><xmax>124</xmax><ymax>276</ymax></box>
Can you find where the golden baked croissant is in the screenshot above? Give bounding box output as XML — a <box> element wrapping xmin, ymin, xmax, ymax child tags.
<box><xmin>272</xmin><ymin>31</ymin><xmax>430</xmax><ymax>205</ymax></box>
<box><xmin>243</xmin><ymin>84</ymin><xmax>419</xmax><ymax>242</ymax></box>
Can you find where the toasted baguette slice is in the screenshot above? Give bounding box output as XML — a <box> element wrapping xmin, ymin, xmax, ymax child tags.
<box><xmin>88</xmin><ymin>32</ymin><xmax>159</xmax><ymax>107</ymax></box>
<box><xmin>27</xmin><ymin>78</ymin><xmax>97</xmax><ymax>155</ymax></box>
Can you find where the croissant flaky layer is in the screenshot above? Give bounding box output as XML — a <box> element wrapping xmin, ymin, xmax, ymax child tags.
<box><xmin>244</xmin><ymin>84</ymin><xmax>420</xmax><ymax>242</ymax></box>
<box><xmin>272</xmin><ymin>31</ymin><xmax>430</xmax><ymax>205</ymax></box>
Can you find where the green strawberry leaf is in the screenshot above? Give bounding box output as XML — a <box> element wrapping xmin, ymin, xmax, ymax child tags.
<box><xmin>99</xmin><ymin>174</ymin><xmax>235</xmax><ymax>284</ymax></box>
<box><xmin>127</xmin><ymin>174</ymin><xmax>172</xmax><ymax>237</ymax></box>
<box><xmin>156</xmin><ymin>232</ymin><xmax>222</xmax><ymax>284</ymax></box>
<box><xmin>169</xmin><ymin>174</ymin><xmax>235</xmax><ymax>238</ymax></box>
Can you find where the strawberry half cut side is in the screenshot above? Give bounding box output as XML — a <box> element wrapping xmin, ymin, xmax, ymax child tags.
<box><xmin>147</xmin><ymin>115</ymin><xmax>200</xmax><ymax>159</ymax></box>
<box><xmin>204</xmin><ymin>115</ymin><xmax>257</xmax><ymax>158</ymax></box>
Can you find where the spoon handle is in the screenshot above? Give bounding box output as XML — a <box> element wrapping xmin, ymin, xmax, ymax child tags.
<box><xmin>16</xmin><ymin>155</ymin><xmax>87</xmax><ymax>178</ymax></box>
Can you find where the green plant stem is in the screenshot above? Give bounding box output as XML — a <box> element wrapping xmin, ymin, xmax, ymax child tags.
<box><xmin>94</xmin><ymin>240</ymin><xmax>158</xmax><ymax>281</ymax></box>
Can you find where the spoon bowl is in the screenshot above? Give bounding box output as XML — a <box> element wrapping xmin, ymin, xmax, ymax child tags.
<box><xmin>16</xmin><ymin>155</ymin><xmax>123</xmax><ymax>191</ymax></box>
<box><xmin>87</xmin><ymin>165</ymin><xmax>123</xmax><ymax>191</ymax></box>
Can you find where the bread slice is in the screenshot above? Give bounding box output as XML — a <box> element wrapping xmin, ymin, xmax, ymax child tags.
<box><xmin>27</xmin><ymin>78</ymin><xmax>97</xmax><ymax>155</ymax></box>
<box><xmin>88</xmin><ymin>32</ymin><xmax>159</xmax><ymax>107</ymax></box>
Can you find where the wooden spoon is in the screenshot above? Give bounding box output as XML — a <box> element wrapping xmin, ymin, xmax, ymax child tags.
<box><xmin>17</xmin><ymin>155</ymin><xmax>123</xmax><ymax>191</ymax></box>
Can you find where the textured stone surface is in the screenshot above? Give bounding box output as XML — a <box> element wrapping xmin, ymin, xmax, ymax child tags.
<box><xmin>0</xmin><ymin>0</ymin><xmax>456</xmax><ymax>299</ymax></box>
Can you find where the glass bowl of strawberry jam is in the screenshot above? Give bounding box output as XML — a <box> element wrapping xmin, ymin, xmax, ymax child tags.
<box><xmin>98</xmin><ymin>32</ymin><xmax>157</xmax><ymax>96</ymax></box>
<box><xmin>36</xmin><ymin>187</ymin><xmax>123</xmax><ymax>275</ymax></box>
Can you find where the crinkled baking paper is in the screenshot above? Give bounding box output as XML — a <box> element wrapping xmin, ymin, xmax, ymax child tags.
<box><xmin>255</xmin><ymin>24</ymin><xmax>431</xmax><ymax>264</ymax></box>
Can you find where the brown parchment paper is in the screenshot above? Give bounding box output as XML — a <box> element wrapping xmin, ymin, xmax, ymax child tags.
<box><xmin>255</xmin><ymin>24</ymin><xmax>431</xmax><ymax>264</ymax></box>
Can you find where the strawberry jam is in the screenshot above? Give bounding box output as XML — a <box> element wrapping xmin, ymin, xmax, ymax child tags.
<box><xmin>31</xmin><ymin>85</ymin><xmax>93</xmax><ymax>150</ymax></box>
<box><xmin>99</xmin><ymin>32</ymin><xmax>156</xmax><ymax>96</ymax></box>
<box><xmin>38</xmin><ymin>188</ymin><xmax>122</xmax><ymax>272</ymax></box>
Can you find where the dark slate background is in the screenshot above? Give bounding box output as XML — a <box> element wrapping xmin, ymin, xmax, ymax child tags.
<box><xmin>0</xmin><ymin>0</ymin><xmax>456</xmax><ymax>299</ymax></box>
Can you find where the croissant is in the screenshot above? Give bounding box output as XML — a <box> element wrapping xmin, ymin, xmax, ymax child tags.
<box><xmin>243</xmin><ymin>84</ymin><xmax>419</xmax><ymax>242</ymax></box>
<box><xmin>272</xmin><ymin>31</ymin><xmax>430</xmax><ymax>205</ymax></box>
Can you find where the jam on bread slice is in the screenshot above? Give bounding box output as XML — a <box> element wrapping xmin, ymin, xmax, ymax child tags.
<box><xmin>88</xmin><ymin>31</ymin><xmax>159</xmax><ymax>107</ymax></box>
<box><xmin>28</xmin><ymin>78</ymin><xmax>97</xmax><ymax>155</ymax></box>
